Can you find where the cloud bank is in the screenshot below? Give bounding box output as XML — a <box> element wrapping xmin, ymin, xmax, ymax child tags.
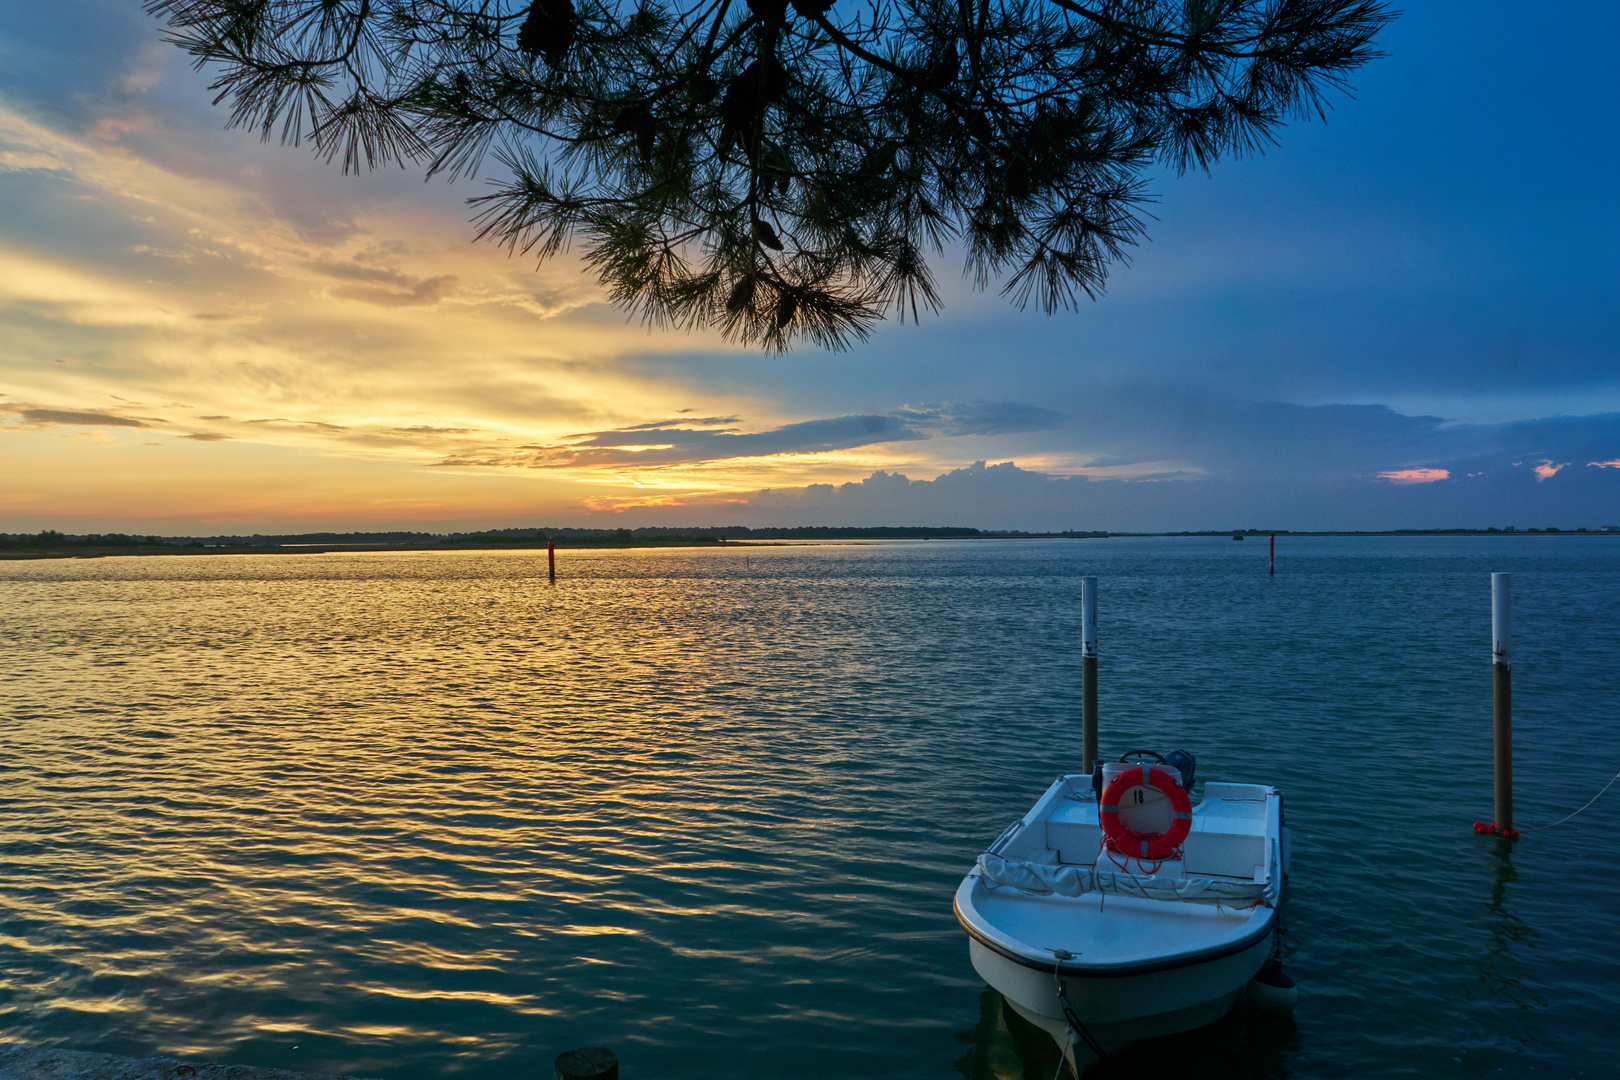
<box><xmin>595</xmin><ymin>453</ymin><xmax>1620</xmax><ymax>533</ymax></box>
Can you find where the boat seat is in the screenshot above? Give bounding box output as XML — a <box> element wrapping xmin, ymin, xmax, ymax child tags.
<box><xmin>1045</xmin><ymin>799</ymin><xmax>1103</xmax><ymax>864</ymax></box>
<box><xmin>1183</xmin><ymin>804</ymin><xmax>1270</xmax><ymax>882</ymax></box>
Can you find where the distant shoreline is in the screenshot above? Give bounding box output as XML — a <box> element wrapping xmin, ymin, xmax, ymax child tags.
<box><xmin>3</xmin><ymin>529</ymin><xmax>1615</xmax><ymax>560</ymax></box>
<box><xmin>0</xmin><ymin>538</ymin><xmax>744</xmax><ymax>560</ymax></box>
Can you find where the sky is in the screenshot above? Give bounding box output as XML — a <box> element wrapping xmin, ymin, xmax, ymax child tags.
<box><xmin>2</xmin><ymin>2</ymin><xmax>1618</xmax><ymax>534</ymax></box>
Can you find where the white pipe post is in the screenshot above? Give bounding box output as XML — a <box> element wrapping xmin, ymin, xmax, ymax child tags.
<box><xmin>1491</xmin><ymin>573</ymin><xmax>1514</xmax><ymax>836</ymax></box>
<box><xmin>1081</xmin><ymin>576</ymin><xmax>1098</xmax><ymax>774</ymax></box>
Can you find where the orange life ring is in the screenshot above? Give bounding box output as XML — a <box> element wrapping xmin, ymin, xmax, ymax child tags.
<box><xmin>1099</xmin><ymin>765</ymin><xmax>1193</xmax><ymax>860</ymax></box>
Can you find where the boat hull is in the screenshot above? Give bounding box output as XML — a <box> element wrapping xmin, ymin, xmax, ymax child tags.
<box><xmin>969</xmin><ymin>930</ymin><xmax>1272</xmax><ymax>1064</ymax></box>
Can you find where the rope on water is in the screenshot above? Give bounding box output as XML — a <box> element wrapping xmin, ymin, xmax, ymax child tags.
<box><xmin>1051</xmin><ymin>1028</ymin><xmax>1073</xmax><ymax>1080</ymax></box>
<box><xmin>1519</xmin><ymin>770</ymin><xmax>1620</xmax><ymax>832</ymax></box>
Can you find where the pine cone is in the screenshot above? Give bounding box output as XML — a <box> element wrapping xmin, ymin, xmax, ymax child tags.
<box><xmin>726</xmin><ymin>276</ymin><xmax>757</xmax><ymax>312</ymax></box>
<box><xmin>752</xmin><ymin>217</ymin><xmax>784</xmax><ymax>250</ymax></box>
<box><xmin>686</xmin><ymin>71</ymin><xmax>720</xmax><ymax>104</ymax></box>
<box><xmin>925</xmin><ymin>43</ymin><xmax>960</xmax><ymax>88</ymax></box>
<box><xmin>747</xmin><ymin>0</ymin><xmax>790</xmax><ymax>23</ymax></box>
<box><xmin>611</xmin><ymin>102</ymin><xmax>657</xmax><ymax>163</ymax></box>
<box><xmin>517</xmin><ymin>0</ymin><xmax>576</xmax><ymax>69</ymax></box>
<box><xmin>774</xmin><ymin>290</ymin><xmax>798</xmax><ymax>328</ymax></box>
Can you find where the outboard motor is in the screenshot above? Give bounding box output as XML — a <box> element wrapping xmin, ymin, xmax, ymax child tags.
<box><xmin>1090</xmin><ymin>748</ymin><xmax>1196</xmax><ymax>797</ymax></box>
<box><xmin>1164</xmin><ymin>748</ymin><xmax>1197</xmax><ymax>791</ymax></box>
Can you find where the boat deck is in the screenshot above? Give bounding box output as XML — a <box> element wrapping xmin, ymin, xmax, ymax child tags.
<box><xmin>970</xmin><ymin>884</ymin><xmax>1257</xmax><ymax>968</ymax></box>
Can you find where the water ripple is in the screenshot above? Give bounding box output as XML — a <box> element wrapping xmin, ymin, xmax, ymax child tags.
<box><xmin>2</xmin><ymin>539</ymin><xmax>1617</xmax><ymax>1078</ymax></box>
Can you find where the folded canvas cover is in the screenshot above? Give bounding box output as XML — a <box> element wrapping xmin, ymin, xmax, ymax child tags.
<box><xmin>975</xmin><ymin>853</ymin><xmax>1271</xmax><ymax>907</ymax></box>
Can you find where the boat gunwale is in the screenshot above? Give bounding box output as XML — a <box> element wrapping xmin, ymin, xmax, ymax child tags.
<box><xmin>953</xmin><ymin>886</ymin><xmax>1278</xmax><ymax>978</ymax></box>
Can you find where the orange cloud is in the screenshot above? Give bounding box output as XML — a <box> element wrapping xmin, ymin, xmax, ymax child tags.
<box><xmin>1378</xmin><ymin>468</ymin><xmax>1448</xmax><ymax>484</ymax></box>
<box><xmin>1533</xmin><ymin>460</ymin><xmax>1568</xmax><ymax>480</ymax></box>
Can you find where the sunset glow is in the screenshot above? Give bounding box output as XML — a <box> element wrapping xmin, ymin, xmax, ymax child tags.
<box><xmin>1534</xmin><ymin>461</ymin><xmax>1569</xmax><ymax>481</ymax></box>
<box><xmin>4</xmin><ymin>3</ymin><xmax>1620</xmax><ymax>532</ymax></box>
<box><xmin>1377</xmin><ymin>469</ymin><xmax>1450</xmax><ymax>485</ymax></box>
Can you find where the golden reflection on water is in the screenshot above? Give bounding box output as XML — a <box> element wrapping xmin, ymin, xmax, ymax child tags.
<box><xmin>4</xmin><ymin>548</ymin><xmax>1007</xmax><ymax>1076</ymax></box>
<box><xmin>952</xmin><ymin>988</ymin><xmax>1060</xmax><ymax>1080</ymax></box>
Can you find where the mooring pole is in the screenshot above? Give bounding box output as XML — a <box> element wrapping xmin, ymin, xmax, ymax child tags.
<box><xmin>1081</xmin><ymin>576</ymin><xmax>1098</xmax><ymax>774</ymax></box>
<box><xmin>548</xmin><ymin>539</ymin><xmax>557</xmax><ymax>583</ymax></box>
<box><xmin>1491</xmin><ymin>572</ymin><xmax>1515</xmax><ymax>837</ymax></box>
<box><xmin>1270</xmin><ymin>533</ymin><xmax>1275</xmax><ymax>575</ymax></box>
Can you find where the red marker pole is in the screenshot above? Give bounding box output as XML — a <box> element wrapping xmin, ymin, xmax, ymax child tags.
<box><xmin>1475</xmin><ymin>573</ymin><xmax>1517</xmax><ymax>838</ymax></box>
<box><xmin>548</xmin><ymin>539</ymin><xmax>556</xmax><ymax>582</ymax></box>
<box><xmin>1270</xmin><ymin>533</ymin><xmax>1275</xmax><ymax>575</ymax></box>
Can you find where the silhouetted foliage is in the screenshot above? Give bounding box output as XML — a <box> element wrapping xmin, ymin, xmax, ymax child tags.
<box><xmin>148</xmin><ymin>0</ymin><xmax>1393</xmax><ymax>350</ymax></box>
<box><xmin>0</xmin><ymin>532</ymin><xmax>170</xmax><ymax>550</ymax></box>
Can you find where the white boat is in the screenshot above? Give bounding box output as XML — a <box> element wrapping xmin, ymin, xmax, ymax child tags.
<box><xmin>954</xmin><ymin>751</ymin><xmax>1291</xmax><ymax>1073</ymax></box>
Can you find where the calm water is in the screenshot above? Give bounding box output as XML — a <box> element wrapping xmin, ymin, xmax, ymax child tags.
<box><xmin>1</xmin><ymin>537</ymin><xmax>1617</xmax><ymax>1080</ymax></box>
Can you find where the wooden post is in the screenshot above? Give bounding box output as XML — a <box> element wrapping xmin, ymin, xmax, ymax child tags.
<box><xmin>1270</xmin><ymin>533</ymin><xmax>1275</xmax><ymax>575</ymax></box>
<box><xmin>1491</xmin><ymin>573</ymin><xmax>1515</xmax><ymax>837</ymax></box>
<box><xmin>1081</xmin><ymin>576</ymin><xmax>1098</xmax><ymax>774</ymax></box>
<box><xmin>555</xmin><ymin>1047</ymin><xmax>617</xmax><ymax>1080</ymax></box>
<box><xmin>548</xmin><ymin>539</ymin><xmax>556</xmax><ymax>582</ymax></box>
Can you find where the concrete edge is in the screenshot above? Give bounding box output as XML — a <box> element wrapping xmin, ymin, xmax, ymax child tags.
<box><xmin>0</xmin><ymin>1045</ymin><xmax>380</xmax><ymax>1080</ymax></box>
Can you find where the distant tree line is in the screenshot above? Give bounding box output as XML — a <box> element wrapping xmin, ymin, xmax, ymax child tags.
<box><xmin>1157</xmin><ymin>527</ymin><xmax>1606</xmax><ymax>536</ymax></box>
<box><xmin>8</xmin><ymin>526</ymin><xmax>1610</xmax><ymax>553</ymax></box>
<box><xmin>162</xmin><ymin>531</ymin><xmax>449</xmax><ymax>545</ymax></box>
<box><xmin>1</xmin><ymin>526</ymin><xmax>1107</xmax><ymax>549</ymax></box>
<box><xmin>0</xmin><ymin>531</ymin><xmax>176</xmax><ymax>550</ymax></box>
<box><xmin>446</xmin><ymin>525</ymin><xmax>1109</xmax><ymax>541</ymax></box>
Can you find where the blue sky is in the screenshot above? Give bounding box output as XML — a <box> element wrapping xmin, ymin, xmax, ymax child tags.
<box><xmin>1</xmin><ymin>2</ymin><xmax>1618</xmax><ymax>533</ymax></box>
